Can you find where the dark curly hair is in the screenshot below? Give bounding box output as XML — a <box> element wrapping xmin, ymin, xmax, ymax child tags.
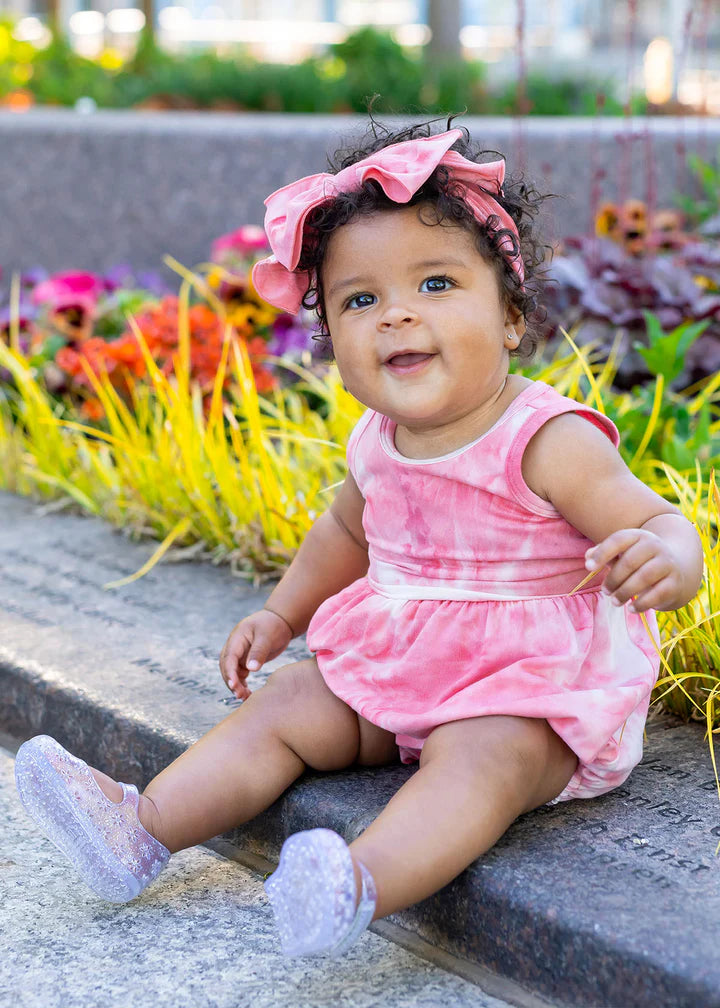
<box><xmin>296</xmin><ymin>115</ymin><xmax>555</xmax><ymax>360</ymax></box>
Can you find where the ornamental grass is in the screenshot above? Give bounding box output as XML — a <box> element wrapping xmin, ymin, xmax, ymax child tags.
<box><xmin>1</xmin><ymin>293</ymin><xmax>720</xmax><ymax>759</ymax></box>
<box><xmin>0</xmin><ymin>325</ymin><xmax>360</xmax><ymax>581</ymax></box>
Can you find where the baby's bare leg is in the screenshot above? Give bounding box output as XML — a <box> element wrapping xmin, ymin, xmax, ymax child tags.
<box><xmin>129</xmin><ymin>658</ymin><xmax>394</xmax><ymax>853</ymax></box>
<box><xmin>349</xmin><ymin>715</ymin><xmax>578</xmax><ymax>919</ymax></box>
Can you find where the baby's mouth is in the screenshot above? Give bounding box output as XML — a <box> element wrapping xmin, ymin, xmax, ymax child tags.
<box><xmin>384</xmin><ymin>352</ymin><xmax>435</xmax><ymax>370</ymax></box>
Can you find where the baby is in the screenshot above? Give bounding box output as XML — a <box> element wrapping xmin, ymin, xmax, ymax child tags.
<box><xmin>15</xmin><ymin>120</ymin><xmax>703</xmax><ymax>959</ymax></box>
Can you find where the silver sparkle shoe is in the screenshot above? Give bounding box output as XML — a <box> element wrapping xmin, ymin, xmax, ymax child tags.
<box><xmin>264</xmin><ymin>827</ymin><xmax>376</xmax><ymax>957</ymax></box>
<box><xmin>15</xmin><ymin>735</ymin><xmax>170</xmax><ymax>903</ymax></box>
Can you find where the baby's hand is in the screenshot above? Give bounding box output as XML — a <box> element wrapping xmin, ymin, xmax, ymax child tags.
<box><xmin>219</xmin><ymin>608</ymin><xmax>294</xmax><ymax>700</ymax></box>
<box><xmin>585</xmin><ymin>528</ymin><xmax>681</xmax><ymax>614</ymax></box>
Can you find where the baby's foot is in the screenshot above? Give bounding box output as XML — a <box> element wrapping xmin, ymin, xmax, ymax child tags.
<box><xmin>90</xmin><ymin>767</ymin><xmax>123</xmax><ymax>804</ymax></box>
<box><xmin>15</xmin><ymin>735</ymin><xmax>170</xmax><ymax>903</ymax></box>
<box><xmin>89</xmin><ymin>768</ymin><xmax>164</xmax><ymax>846</ymax></box>
<box><xmin>264</xmin><ymin>828</ymin><xmax>376</xmax><ymax>957</ymax></box>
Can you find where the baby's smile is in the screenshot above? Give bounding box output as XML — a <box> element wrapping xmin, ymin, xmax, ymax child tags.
<box><xmin>383</xmin><ymin>350</ymin><xmax>436</xmax><ymax>374</ymax></box>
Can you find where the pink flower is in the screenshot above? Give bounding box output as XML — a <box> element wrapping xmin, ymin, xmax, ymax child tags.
<box><xmin>211</xmin><ymin>225</ymin><xmax>268</xmax><ymax>262</ymax></box>
<box><xmin>31</xmin><ymin>271</ymin><xmax>104</xmax><ymax>316</ymax></box>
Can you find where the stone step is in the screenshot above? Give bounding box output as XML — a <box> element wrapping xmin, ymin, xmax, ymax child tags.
<box><xmin>0</xmin><ymin>738</ymin><xmax>521</xmax><ymax>1008</ymax></box>
<box><xmin>2</xmin><ymin>489</ymin><xmax>720</xmax><ymax>1008</ymax></box>
<box><xmin>2</xmin><ymin>110</ymin><xmax>718</xmax><ymax>280</ymax></box>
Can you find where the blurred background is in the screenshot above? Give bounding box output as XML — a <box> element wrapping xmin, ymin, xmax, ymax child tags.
<box><xmin>1</xmin><ymin>0</ymin><xmax>719</xmax><ymax>114</ymax></box>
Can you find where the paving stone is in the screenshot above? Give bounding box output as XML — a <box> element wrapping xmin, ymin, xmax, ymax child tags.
<box><xmin>0</xmin><ymin>744</ymin><xmax>518</xmax><ymax>1008</ymax></box>
<box><xmin>2</xmin><ymin>489</ymin><xmax>720</xmax><ymax>1008</ymax></box>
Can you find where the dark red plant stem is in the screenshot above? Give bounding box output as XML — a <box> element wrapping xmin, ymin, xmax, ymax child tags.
<box><xmin>621</xmin><ymin>0</ymin><xmax>639</xmax><ymax>208</ymax></box>
<box><xmin>698</xmin><ymin>0</ymin><xmax>712</xmax><ymax>158</ymax></box>
<box><xmin>675</xmin><ymin>1</ymin><xmax>694</xmax><ymax>196</ymax></box>
<box><xmin>514</xmin><ymin>0</ymin><xmax>527</xmax><ymax>174</ymax></box>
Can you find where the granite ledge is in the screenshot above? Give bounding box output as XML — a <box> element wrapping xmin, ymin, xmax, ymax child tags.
<box><xmin>2</xmin><ymin>655</ymin><xmax>720</xmax><ymax>1008</ymax></box>
<box><xmin>2</xmin><ymin>490</ymin><xmax>719</xmax><ymax>1008</ymax></box>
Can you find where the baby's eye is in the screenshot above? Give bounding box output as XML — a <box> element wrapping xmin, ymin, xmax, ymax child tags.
<box><xmin>420</xmin><ymin>276</ymin><xmax>455</xmax><ymax>293</ymax></box>
<box><xmin>345</xmin><ymin>292</ymin><xmax>376</xmax><ymax>310</ymax></box>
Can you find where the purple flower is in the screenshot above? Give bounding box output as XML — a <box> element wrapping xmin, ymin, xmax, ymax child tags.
<box><xmin>267</xmin><ymin>311</ymin><xmax>321</xmax><ymax>358</ymax></box>
<box><xmin>0</xmin><ymin>300</ymin><xmax>37</xmax><ymax>330</ymax></box>
<box><xmin>20</xmin><ymin>268</ymin><xmax>48</xmax><ymax>288</ymax></box>
<box><xmin>104</xmin><ymin>264</ymin><xmax>136</xmax><ymax>291</ymax></box>
<box><xmin>136</xmin><ymin>271</ymin><xmax>172</xmax><ymax>296</ymax></box>
<box><xmin>268</xmin><ymin>326</ymin><xmax>307</xmax><ymax>357</ymax></box>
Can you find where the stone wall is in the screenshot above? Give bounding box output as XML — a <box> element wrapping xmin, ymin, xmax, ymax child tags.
<box><xmin>1</xmin><ymin>109</ymin><xmax>718</xmax><ymax>280</ymax></box>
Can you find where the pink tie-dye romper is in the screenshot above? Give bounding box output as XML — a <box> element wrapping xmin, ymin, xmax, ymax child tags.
<box><xmin>306</xmin><ymin>381</ymin><xmax>660</xmax><ymax>802</ymax></box>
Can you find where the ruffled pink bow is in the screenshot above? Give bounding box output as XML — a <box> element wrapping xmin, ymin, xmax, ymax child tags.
<box><xmin>252</xmin><ymin>128</ymin><xmax>524</xmax><ymax>314</ymax></box>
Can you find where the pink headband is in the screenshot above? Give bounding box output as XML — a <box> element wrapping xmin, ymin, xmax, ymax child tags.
<box><xmin>252</xmin><ymin>128</ymin><xmax>524</xmax><ymax>314</ymax></box>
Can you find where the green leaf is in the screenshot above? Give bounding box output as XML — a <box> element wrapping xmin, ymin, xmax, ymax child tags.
<box><xmin>43</xmin><ymin>333</ymin><xmax>68</xmax><ymax>360</ymax></box>
<box><xmin>633</xmin><ymin>312</ymin><xmax>710</xmax><ymax>384</ymax></box>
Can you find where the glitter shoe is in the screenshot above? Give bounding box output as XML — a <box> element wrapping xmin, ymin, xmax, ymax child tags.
<box><xmin>264</xmin><ymin>828</ymin><xmax>376</xmax><ymax>957</ymax></box>
<box><xmin>15</xmin><ymin>735</ymin><xmax>170</xmax><ymax>903</ymax></box>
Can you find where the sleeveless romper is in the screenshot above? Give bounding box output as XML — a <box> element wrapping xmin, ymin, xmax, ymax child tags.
<box><xmin>306</xmin><ymin>381</ymin><xmax>660</xmax><ymax>803</ymax></box>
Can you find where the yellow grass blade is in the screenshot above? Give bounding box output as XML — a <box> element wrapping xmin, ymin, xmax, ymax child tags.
<box><xmin>568</xmin><ymin>566</ymin><xmax>607</xmax><ymax>595</ymax></box>
<box><xmin>163</xmin><ymin>255</ymin><xmax>225</xmax><ymax>315</ymax></box>
<box><xmin>23</xmin><ymin>468</ymin><xmax>100</xmax><ymax>513</ymax></box>
<box><xmin>9</xmin><ymin>272</ymin><xmax>21</xmax><ymax>353</ymax></box>
<box><xmin>629</xmin><ymin>374</ymin><xmax>665</xmax><ymax>469</ymax></box>
<box><xmin>103</xmin><ymin>516</ymin><xmax>193</xmax><ymax>589</ymax></box>
<box><xmin>705</xmin><ymin>681</ymin><xmax>720</xmax><ymax>808</ymax></box>
<box><xmin>49</xmin><ymin>418</ymin><xmax>139</xmax><ymax>451</ymax></box>
<box><xmin>641</xmin><ymin>610</ymin><xmax>707</xmax><ymax>717</ymax></box>
<box><xmin>559</xmin><ymin>327</ymin><xmax>606</xmax><ymax>412</ymax></box>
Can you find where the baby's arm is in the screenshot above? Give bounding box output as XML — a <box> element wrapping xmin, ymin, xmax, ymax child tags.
<box><xmin>220</xmin><ymin>472</ymin><xmax>369</xmax><ymax>697</ymax></box>
<box><xmin>521</xmin><ymin>413</ymin><xmax>704</xmax><ymax>613</ymax></box>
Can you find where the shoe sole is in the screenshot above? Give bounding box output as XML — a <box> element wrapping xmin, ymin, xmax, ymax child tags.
<box><xmin>15</xmin><ymin>739</ymin><xmax>140</xmax><ymax>903</ymax></box>
<box><xmin>264</xmin><ymin>828</ymin><xmax>356</xmax><ymax>956</ymax></box>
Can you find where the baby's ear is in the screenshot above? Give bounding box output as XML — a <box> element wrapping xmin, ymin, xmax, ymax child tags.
<box><xmin>504</xmin><ymin>302</ymin><xmax>526</xmax><ymax>335</ymax></box>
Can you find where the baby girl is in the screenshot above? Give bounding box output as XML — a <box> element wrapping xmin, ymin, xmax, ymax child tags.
<box><xmin>15</xmin><ymin>120</ymin><xmax>703</xmax><ymax>959</ymax></box>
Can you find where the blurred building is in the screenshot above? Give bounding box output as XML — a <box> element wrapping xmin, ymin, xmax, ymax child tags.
<box><xmin>7</xmin><ymin>0</ymin><xmax>720</xmax><ymax>109</ymax></box>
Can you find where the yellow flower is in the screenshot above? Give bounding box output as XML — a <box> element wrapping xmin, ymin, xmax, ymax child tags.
<box><xmin>227</xmin><ymin>305</ymin><xmax>255</xmax><ymax>326</ymax></box>
<box><xmin>255</xmin><ymin>308</ymin><xmax>279</xmax><ymax>328</ymax></box>
<box><xmin>595</xmin><ymin>202</ymin><xmax>620</xmax><ymax>238</ymax></box>
<box><xmin>206</xmin><ymin>267</ymin><xmax>224</xmax><ymax>290</ymax></box>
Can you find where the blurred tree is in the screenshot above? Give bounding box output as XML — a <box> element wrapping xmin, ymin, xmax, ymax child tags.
<box><xmin>46</xmin><ymin>0</ymin><xmax>59</xmax><ymax>33</ymax></box>
<box><xmin>140</xmin><ymin>0</ymin><xmax>155</xmax><ymax>43</ymax></box>
<box><xmin>427</xmin><ymin>0</ymin><xmax>461</xmax><ymax>61</ymax></box>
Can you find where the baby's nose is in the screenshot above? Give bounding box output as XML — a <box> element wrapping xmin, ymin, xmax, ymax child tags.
<box><xmin>378</xmin><ymin>304</ymin><xmax>419</xmax><ymax>328</ymax></box>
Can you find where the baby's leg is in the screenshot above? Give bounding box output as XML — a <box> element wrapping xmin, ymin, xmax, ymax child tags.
<box><xmin>16</xmin><ymin>658</ymin><xmax>395</xmax><ymax>904</ymax></box>
<box><xmin>349</xmin><ymin>715</ymin><xmax>578</xmax><ymax>919</ymax></box>
<box><xmin>136</xmin><ymin>658</ymin><xmax>397</xmax><ymax>853</ymax></box>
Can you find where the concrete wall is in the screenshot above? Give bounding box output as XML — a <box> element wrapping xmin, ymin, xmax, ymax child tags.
<box><xmin>1</xmin><ymin>109</ymin><xmax>718</xmax><ymax>282</ymax></box>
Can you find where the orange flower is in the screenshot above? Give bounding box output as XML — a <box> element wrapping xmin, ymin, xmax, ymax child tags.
<box><xmin>55</xmin><ymin>346</ymin><xmax>83</xmax><ymax>377</ymax></box>
<box><xmin>252</xmin><ymin>365</ymin><xmax>277</xmax><ymax>394</ymax></box>
<box><xmin>52</xmin><ymin>293</ymin><xmax>276</xmax><ymax>418</ymax></box>
<box><xmin>105</xmin><ymin>335</ymin><xmax>147</xmax><ymax>378</ymax></box>
<box><xmin>80</xmin><ymin>397</ymin><xmax>105</xmax><ymax>421</ymax></box>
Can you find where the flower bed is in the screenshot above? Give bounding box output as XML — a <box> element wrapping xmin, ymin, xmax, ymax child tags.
<box><xmin>2</xmin><ymin>201</ymin><xmax>720</xmax><ymax>737</ymax></box>
<box><xmin>540</xmin><ymin>187</ymin><xmax>720</xmax><ymax>390</ymax></box>
<box><xmin>0</xmin><ymin>225</ymin><xmax>327</xmax><ymax>424</ymax></box>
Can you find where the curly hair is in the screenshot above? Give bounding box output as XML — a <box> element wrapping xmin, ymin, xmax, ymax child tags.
<box><xmin>296</xmin><ymin>115</ymin><xmax>555</xmax><ymax>360</ymax></box>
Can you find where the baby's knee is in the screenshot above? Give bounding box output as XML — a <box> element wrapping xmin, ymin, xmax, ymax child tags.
<box><xmin>422</xmin><ymin>715</ymin><xmax>576</xmax><ymax>792</ymax></box>
<box><xmin>487</xmin><ymin>717</ymin><xmax>578</xmax><ymax>808</ymax></box>
<box><xmin>264</xmin><ymin>658</ymin><xmax>321</xmax><ymax>705</ymax></box>
<box><xmin>260</xmin><ymin>658</ymin><xmax>361</xmax><ymax>771</ymax></box>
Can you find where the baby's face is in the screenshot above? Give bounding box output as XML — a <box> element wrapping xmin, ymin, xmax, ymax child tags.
<box><xmin>322</xmin><ymin>204</ymin><xmax>525</xmax><ymax>456</ymax></box>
